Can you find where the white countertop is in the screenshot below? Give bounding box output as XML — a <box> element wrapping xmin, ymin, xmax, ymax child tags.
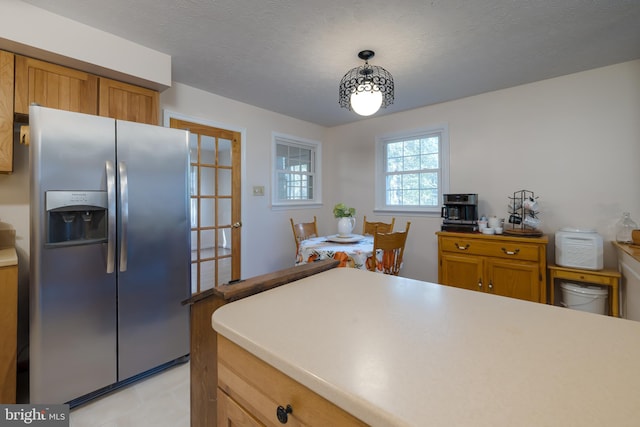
<box><xmin>212</xmin><ymin>268</ymin><xmax>640</xmax><ymax>426</ymax></box>
<box><xmin>0</xmin><ymin>247</ymin><xmax>17</xmax><ymax>267</ymax></box>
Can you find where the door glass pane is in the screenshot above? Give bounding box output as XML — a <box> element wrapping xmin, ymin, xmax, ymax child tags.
<box><xmin>190</xmin><ymin>166</ymin><xmax>198</xmax><ymax>196</ymax></box>
<box><xmin>191</xmin><ymin>230</ymin><xmax>198</xmax><ymax>254</ymax></box>
<box><xmin>218</xmin><ymin>168</ymin><xmax>231</xmax><ymax>196</ymax></box>
<box><xmin>217</xmin><ymin>198</ymin><xmax>232</xmax><ymax>226</ymax></box>
<box><xmin>189</xmin><ymin>134</ymin><xmax>198</xmax><ymax>162</ymax></box>
<box><xmin>201</xmin><ymin>136</ymin><xmax>215</xmax><ymax>164</ymax></box>
<box><xmin>200</xmin><ymin>198</ymin><xmax>215</xmax><ymax>227</ymax></box>
<box><xmin>191</xmin><ymin>263</ymin><xmax>198</xmax><ymax>294</ymax></box>
<box><xmin>200</xmin><ymin>166</ymin><xmax>215</xmax><ymax>197</ymax></box>
<box><xmin>218</xmin><ymin>228</ymin><xmax>230</xmax><ymax>250</ymax></box>
<box><xmin>200</xmin><ymin>260</ymin><xmax>215</xmax><ymax>291</ymax></box>
<box><xmin>218</xmin><ymin>258</ymin><xmax>231</xmax><ymax>285</ymax></box>
<box><xmin>200</xmin><ymin>229</ymin><xmax>215</xmax><ymax>254</ymax></box>
<box><xmin>218</xmin><ymin>138</ymin><xmax>232</xmax><ymax>166</ymax></box>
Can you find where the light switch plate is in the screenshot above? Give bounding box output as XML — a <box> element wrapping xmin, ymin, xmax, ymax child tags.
<box><xmin>252</xmin><ymin>186</ymin><xmax>265</xmax><ymax>196</ymax></box>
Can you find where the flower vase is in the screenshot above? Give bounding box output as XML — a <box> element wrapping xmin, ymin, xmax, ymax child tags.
<box><xmin>337</xmin><ymin>217</ymin><xmax>356</xmax><ymax>237</ymax></box>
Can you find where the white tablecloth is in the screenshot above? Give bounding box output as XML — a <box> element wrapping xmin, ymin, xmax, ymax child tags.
<box><xmin>296</xmin><ymin>235</ymin><xmax>374</xmax><ymax>270</ymax></box>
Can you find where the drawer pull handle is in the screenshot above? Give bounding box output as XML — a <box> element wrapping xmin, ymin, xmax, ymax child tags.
<box><xmin>277</xmin><ymin>404</ymin><xmax>293</xmax><ymax>424</ymax></box>
<box><xmin>501</xmin><ymin>247</ymin><xmax>520</xmax><ymax>256</ymax></box>
<box><xmin>455</xmin><ymin>243</ymin><xmax>470</xmax><ymax>250</ymax></box>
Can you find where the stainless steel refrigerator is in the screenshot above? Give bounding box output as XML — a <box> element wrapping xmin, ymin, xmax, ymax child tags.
<box><xmin>29</xmin><ymin>105</ymin><xmax>190</xmax><ymax>405</ymax></box>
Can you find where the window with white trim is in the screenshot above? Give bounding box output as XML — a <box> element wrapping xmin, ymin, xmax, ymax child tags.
<box><xmin>272</xmin><ymin>134</ymin><xmax>322</xmax><ymax>206</ymax></box>
<box><xmin>375</xmin><ymin>126</ymin><xmax>449</xmax><ymax>213</ymax></box>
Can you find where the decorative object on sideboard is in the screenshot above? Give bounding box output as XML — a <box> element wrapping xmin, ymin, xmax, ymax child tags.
<box><xmin>339</xmin><ymin>50</ymin><xmax>394</xmax><ymax>116</ymax></box>
<box><xmin>505</xmin><ymin>190</ymin><xmax>542</xmax><ymax>237</ymax></box>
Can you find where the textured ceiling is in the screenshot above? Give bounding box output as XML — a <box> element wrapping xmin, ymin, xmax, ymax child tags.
<box><xmin>22</xmin><ymin>0</ymin><xmax>640</xmax><ymax>127</ymax></box>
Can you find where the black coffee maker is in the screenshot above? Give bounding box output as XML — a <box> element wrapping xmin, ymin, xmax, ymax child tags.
<box><xmin>441</xmin><ymin>193</ymin><xmax>478</xmax><ymax>232</ymax></box>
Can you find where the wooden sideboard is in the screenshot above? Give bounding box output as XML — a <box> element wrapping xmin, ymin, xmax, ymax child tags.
<box><xmin>437</xmin><ymin>231</ymin><xmax>548</xmax><ymax>303</ymax></box>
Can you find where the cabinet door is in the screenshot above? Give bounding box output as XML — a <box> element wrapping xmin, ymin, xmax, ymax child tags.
<box><xmin>14</xmin><ymin>56</ymin><xmax>98</xmax><ymax>115</ymax></box>
<box><xmin>0</xmin><ymin>51</ymin><xmax>14</xmax><ymax>173</ymax></box>
<box><xmin>440</xmin><ymin>253</ymin><xmax>484</xmax><ymax>293</ymax></box>
<box><xmin>217</xmin><ymin>388</ymin><xmax>264</xmax><ymax>427</ymax></box>
<box><xmin>486</xmin><ymin>258</ymin><xmax>540</xmax><ymax>302</ymax></box>
<box><xmin>98</xmin><ymin>78</ymin><xmax>159</xmax><ymax>125</ymax></box>
<box><xmin>0</xmin><ymin>265</ymin><xmax>18</xmax><ymax>403</ymax></box>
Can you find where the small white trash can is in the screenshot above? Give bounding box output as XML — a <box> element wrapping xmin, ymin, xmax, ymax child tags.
<box><xmin>560</xmin><ymin>282</ymin><xmax>608</xmax><ymax>315</ymax></box>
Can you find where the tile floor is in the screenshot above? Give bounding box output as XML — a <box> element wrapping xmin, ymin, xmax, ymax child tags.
<box><xmin>69</xmin><ymin>362</ymin><xmax>190</xmax><ymax>427</ymax></box>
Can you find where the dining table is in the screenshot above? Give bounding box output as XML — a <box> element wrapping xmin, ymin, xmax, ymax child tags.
<box><xmin>295</xmin><ymin>234</ymin><xmax>375</xmax><ymax>270</ymax></box>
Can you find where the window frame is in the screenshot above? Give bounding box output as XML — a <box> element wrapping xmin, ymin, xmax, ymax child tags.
<box><xmin>374</xmin><ymin>125</ymin><xmax>450</xmax><ymax>215</ymax></box>
<box><xmin>271</xmin><ymin>132</ymin><xmax>322</xmax><ymax>208</ymax></box>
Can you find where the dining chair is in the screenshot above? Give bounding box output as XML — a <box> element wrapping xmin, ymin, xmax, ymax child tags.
<box><xmin>362</xmin><ymin>216</ymin><xmax>395</xmax><ymax>235</ymax></box>
<box><xmin>369</xmin><ymin>222</ymin><xmax>411</xmax><ymax>275</ymax></box>
<box><xmin>290</xmin><ymin>216</ymin><xmax>319</xmax><ymax>253</ymax></box>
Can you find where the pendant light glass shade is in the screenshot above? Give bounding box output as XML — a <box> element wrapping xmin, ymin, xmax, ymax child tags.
<box><xmin>339</xmin><ymin>50</ymin><xmax>394</xmax><ymax>116</ymax></box>
<box><xmin>350</xmin><ymin>84</ymin><xmax>383</xmax><ymax>116</ymax></box>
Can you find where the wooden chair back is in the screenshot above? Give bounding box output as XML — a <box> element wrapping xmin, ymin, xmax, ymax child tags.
<box><xmin>362</xmin><ymin>216</ymin><xmax>395</xmax><ymax>235</ymax></box>
<box><xmin>290</xmin><ymin>216</ymin><xmax>319</xmax><ymax>252</ymax></box>
<box><xmin>369</xmin><ymin>222</ymin><xmax>411</xmax><ymax>275</ymax></box>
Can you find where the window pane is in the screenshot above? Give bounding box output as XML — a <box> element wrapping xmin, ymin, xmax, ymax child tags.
<box><xmin>421</xmin><ymin>153</ymin><xmax>439</xmax><ymax>169</ymax></box>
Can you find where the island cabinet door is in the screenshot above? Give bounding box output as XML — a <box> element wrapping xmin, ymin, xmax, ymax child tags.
<box><xmin>217</xmin><ymin>388</ymin><xmax>263</xmax><ymax>427</ymax></box>
<box><xmin>439</xmin><ymin>252</ymin><xmax>484</xmax><ymax>293</ymax></box>
<box><xmin>485</xmin><ymin>258</ymin><xmax>540</xmax><ymax>303</ymax></box>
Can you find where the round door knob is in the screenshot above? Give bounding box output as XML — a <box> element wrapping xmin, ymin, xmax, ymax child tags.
<box><xmin>276</xmin><ymin>404</ymin><xmax>293</xmax><ymax>424</ymax></box>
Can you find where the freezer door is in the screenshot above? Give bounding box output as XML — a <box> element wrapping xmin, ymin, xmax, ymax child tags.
<box><xmin>29</xmin><ymin>106</ymin><xmax>118</xmax><ymax>403</ymax></box>
<box><xmin>116</xmin><ymin>120</ymin><xmax>190</xmax><ymax>380</ymax></box>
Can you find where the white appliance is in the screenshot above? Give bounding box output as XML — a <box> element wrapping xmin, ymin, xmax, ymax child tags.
<box><xmin>555</xmin><ymin>228</ymin><xmax>603</xmax><ymax>270</ymax></box>
<box><xmin>29</xmin><ymin>106</ymin><xmax>191</xmax><ymax>406</ymax></box>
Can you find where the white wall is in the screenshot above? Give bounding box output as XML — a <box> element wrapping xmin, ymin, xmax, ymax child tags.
<box><xmin>325</xmin><ymin>60</ymin><xmax>640</xmax><ymax>282</ymax></box>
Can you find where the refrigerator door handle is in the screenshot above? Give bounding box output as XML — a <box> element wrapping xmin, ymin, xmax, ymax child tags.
<box><xmin>119</xmin><ymin>161</ymin><xmax>129</xmax><ymax>272</ymax></box>
<box><xmin>106</xmin><ymin>161</ymin><xmax>116</xmax><ymax>274</ymax></box>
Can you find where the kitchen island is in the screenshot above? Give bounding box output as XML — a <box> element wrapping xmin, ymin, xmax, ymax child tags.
<box><xmin>212</xmin><ymin>268</ymin><xmax>640</xmax><ymax>426</ymax></box>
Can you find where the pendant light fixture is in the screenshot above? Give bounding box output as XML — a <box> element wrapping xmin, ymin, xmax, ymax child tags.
<box><xmin>339</xmin><ymin>50</ymin><xmax>394</xmax><ymax>116</ymax></box>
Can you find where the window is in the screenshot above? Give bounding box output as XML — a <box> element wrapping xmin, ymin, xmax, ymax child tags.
<box><xmin>375</xmin><ymin>126</ymin><xmax>449</xmax><ymax>214</ymax></box>
<box><xmin>272</xmin><ymin>133</ymin><xmax>322</xmax><ymax>207</ymax></box>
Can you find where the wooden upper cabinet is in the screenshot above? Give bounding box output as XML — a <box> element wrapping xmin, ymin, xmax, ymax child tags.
<box><xmin>0</xmin><ymin>51</ymin><xmax>14</xmax><ymax>173</ymax></box>
<box><xmin>99</xmin><ymin>78</ymin><xmax>159</xmax><ymax>125</ymax></box>
<box><xmin>14</xmin><ymin>55</ymin><xmax>98</xmax><ymax>115</ymax></box>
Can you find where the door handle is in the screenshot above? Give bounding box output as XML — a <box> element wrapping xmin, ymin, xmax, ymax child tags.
<box><xmin>232</xmin><ymin>221</ymin><xmax>242</xmax><ymax>229</ymax></box>
<box><xmin>106</xmin><ymin>161</ymin><xmax>116</xmax><ymax>274</ymax></box>
<box><xmin>119</xmin><ymin>162</ymin><xmax>129</xmax><ymax>272</ymax></box>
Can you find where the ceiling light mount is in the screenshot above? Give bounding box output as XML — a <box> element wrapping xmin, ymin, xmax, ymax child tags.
<box><xmin>339</xmin><ymin>50</ymin><xmax>394</xmax><ymax>116</ymax></box>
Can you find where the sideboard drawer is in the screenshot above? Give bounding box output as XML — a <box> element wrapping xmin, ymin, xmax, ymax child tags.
<box><xmin>439</xmin><ymin>236</ymin><xmax>540</xmax><ymax>262</ymax></box>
